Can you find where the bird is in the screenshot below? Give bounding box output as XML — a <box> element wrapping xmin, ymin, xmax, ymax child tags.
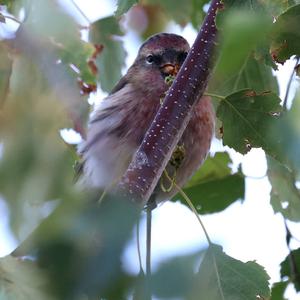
<box><xmin>78</xmin><ymin>33</ymin><xmax>215</xmax><ymax>207</ymax></box>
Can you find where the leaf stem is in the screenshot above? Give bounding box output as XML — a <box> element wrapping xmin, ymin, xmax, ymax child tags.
<box><xmin>1</xmin><ymin>14</ymin><xmax>22</xmax><ymax>24</ymax></box>
<box><xmin>136</xmin><ymin>216</ymin><xmax>144</xmax><ymax>273</ymax></box>
<box><xmin>163</xmin><ymin>170</ymin><xmax>212</xmax><ymax>245</ymax></box>
<box><xmin>212</xmin><ymin>254</ymin><xmax>226</xmax><ymax>300</ymax></box>
<box><xmin>204</xmin><ymin>92</ymin><xmax>225</xmax><ymax>100</ymax></box>
<box><xmin>146</xmin><ymin>206</ymin><xmax>152</xmax><ymax>279</ymax></box>
<box><xmin>283</xmin><ymin>56</ymin><xmax>299</xmax><ymax>110</ymax></box>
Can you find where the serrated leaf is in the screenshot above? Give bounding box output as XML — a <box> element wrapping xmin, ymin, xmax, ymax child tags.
<box><xmin>267</xmin><ymin>156</ymin><xmax>300</xmax><ymax>221</ymax></box>
<box><xmin>0</xmin><ymin>256</ymin><xmax>52</xmax><ymax>300</ymax></box>
<box><xmin>173</xmin><ymin>152</ymin><xmax>245</xmax><ymax>214</ymax></box>
<box><xmin>216</xmin><ymin>89</ymin><xmax>283</xmax><ymax>157</ymax></box>
<box><xmin>270</xmin><ymin>281</ymin><xmax>288</xmax><ymax>300</ymax></box>
<box><xmin>280</xmin><ymin>248</ymin><xmax>300</xmax><ymax>292</ymax></box>
<box><xmin>194</xmin><ymin>244</ymin><xmax>270</xmax><ymax>300</ymax></box>
<box><xmin>209</xmin><ymin>54</ymin><xmax>279</xmax><ymax>96</ymax></box>
<box><xmin>271</xmin><ymin>4</ymin><xmax>300</xmax><ymax>64</ymax></box>
<box><xmin>90</xmin><ymin>16</ymin><xmax>126</xmax><ymax>92</ymax></box>
<box><xmin>115</xmin><ymin>0</ymin><xmax>138</xmax><ymax>17</ymax></box>
<box><xmin>0</xmin><ymin>42</ymin><xmax>12</xmax><ymax>106</ymax></box>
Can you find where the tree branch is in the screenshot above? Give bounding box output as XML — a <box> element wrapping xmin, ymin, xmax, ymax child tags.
<box><xmin>116</xmin><ymin>0</ymin><xmax>223</xmax><ymax>205</ymax></box>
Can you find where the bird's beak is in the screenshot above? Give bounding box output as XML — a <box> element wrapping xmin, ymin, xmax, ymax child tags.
<box><xmin>160</xmin><ymin>63</ymin><xmax>180</xmax><ymax>76</ymax></box>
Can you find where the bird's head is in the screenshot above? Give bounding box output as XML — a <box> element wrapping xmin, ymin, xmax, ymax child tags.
<box><xmin>127</xmin><ymin>33</ymin><xmax>190</xmax><ymax>96</ymax></box>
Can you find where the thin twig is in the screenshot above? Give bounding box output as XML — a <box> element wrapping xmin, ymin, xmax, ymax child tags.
<box><xmin>136</xmin><ymin>217</ymin><xmax>144</xmax><ymax>273</ymax></box>
<box><xmin>70</xmin><ymin>0</ymin><xmax>91</xmax><ymax>25</ymax></box>
<box><xmin>163</xmin><ymin>170</ymin><xmax>212</xmax><ymax>245</ymax></box>
<box><xmin>283</xmin><ymin>56</ymin><xmax>300</xmax><ymax>110</ymax></box>
<box><xmin>204</xmin><ymin>92</ymin><xmax>225</xmax><ymax>100</ymax></box>
<box><xmin>146</xmin><ymin>206</ymin><xmax>152</xmax><ymax>278</ymax></box>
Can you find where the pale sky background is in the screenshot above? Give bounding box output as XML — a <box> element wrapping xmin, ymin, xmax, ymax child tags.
<box><xmin>1</xmin><ymin>1</ymin><xmax>300</xmax><ymax>299</ymax></box>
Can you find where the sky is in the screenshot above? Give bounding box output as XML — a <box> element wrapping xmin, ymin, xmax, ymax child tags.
<box><xmin>1</xmin><ymin>0</ymin><xmax>300</xmax><ymax>299</ymax></box>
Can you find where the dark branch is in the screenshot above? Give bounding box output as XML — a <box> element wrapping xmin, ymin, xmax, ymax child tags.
<box><xmin>117</xmin><ymin>0</ymin><xmax>223</xmax><ymax>205</ymax></box>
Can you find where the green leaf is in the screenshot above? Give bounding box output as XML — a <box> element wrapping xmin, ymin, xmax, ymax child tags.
<box><xmin>270</xmin><ymin>281</ymin><xmax>289</xmax><ymax>300</ymax></box>
<box><xmin>0</xmin><ymin>0</ymin><xmax>21</xmax><ymax>14</ymax></box>
<box><xmin>280</xmin><ymin>248</ymin><xmax>300</xmax><ymax>292</ymax></box>
<box><xmin>90</xmin><ymin>16</ymin><xmax>126</xmax><ymax>92</ymax></box>
<box><xmin>181</xmin><ymin>174</ymin><xmax>245</xmax><ymax>214</ymax></box>
<box><xmin>24</xmin><ymin>0</ymin><xmax>97</xmax><ymax>93</ymax></box>
<box><xmin>151</xmin><ymin>253</ymin><xmax>198</xmax><ymax>298</ymax></box>
<box><xmin>0</xmin><ymin>56</ymin><xmax>76</xmax><ymax>237</ymax></box>
<box><xmin>0</xmin><ymin>42</ymin><xmax>12</xmax><ymax>106</ymax></box>
<box><xmin>221</xmin><ymin>0</ymin><xmax>267</xmax><ymax>11</ymax></box>
<box><xmin>190</xmin><ymin>0</ymin><xmax>207</xmax><ymax>29</ymax></box>
<box><xmin>15</xmin><ymin>194</ymin><xmax>140</xmax><ymax>299</ymax></box>
<box><xmin>209</xmin><ymin>54</ymin><xmax>279</xmax><ymax>96</ymax></box>
<box><xmin>215</xmin><ymin>10</ymin><xmax>272</xmax><ymax>81</ymax></box>
<box><xmin>186</xmin><ymin>152</ymin><xmax>232</xmax><ymax>185</ymax></box>
<box><xmin>271</xmin><ymin>4</ymin><xmax>300</xmax><ymax>64</ymax></box>
<box><xmin>216</xmin><ymin>89</ymin><xmax>283</xmax><ymax>157</ymax></box>
<box><xmin>115</xmin><ymin>0</ymin><xmax>138</xmax><ymax>17</ymax></box>
<box><xmin>194</xmin><ymin>244</ymin><xmax>270</xmax><ymax>300</ymax></box>
<box><xmin>0</xmin><ymin>256</ymin><xmax>52</xmax><ymax>300</ymax></box>
<box><xmin>0</xmin><ymin>12</ymin><xmax>6</xmax><ymax>23</ymax></box>
<box><xmin>173</xmin><ymin>152</ymin><xmax>245</xmax><ymax>214</ymax></box>
<box><xmin>146</xmin><ymin>0</ymin><xmax>193</xmax><ymax>25</ymax></box>
<box><xmin>263</xmin><ymin>0</ymin><xmax>298</xmax><ymax>16</ymax></box>
<box><xmin>267</xmin><ymin>156</ymin><xmax>300</xmax><ymax>221</ymax></box>
<box><xmin>270</xmin><ymin>89</ymin><xmax>300</xmax><ymax>173</ymax></box>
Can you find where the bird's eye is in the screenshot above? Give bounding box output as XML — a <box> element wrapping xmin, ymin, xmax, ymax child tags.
<box><xmin>146</xmin><ymin>55</ymin><xmax>154</xmax><ymax>64</ymax></box>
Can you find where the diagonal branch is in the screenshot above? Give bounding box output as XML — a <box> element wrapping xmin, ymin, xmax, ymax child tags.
<box><xmin>117</xmin><ymin>0</ymin><xmax>223</xmax><ymax>205</ymax></box>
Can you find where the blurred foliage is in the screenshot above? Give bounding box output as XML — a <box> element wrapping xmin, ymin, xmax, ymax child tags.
<box><xmin>271</xmin><ymin>281</ymin><xmax>289</xmax><ymax>300</ymax></box>
<box><xmin>115</xmin><ymin>0</ymin><xmax>138</xmax><ymax>17</ymax></box>
<box><xmin>0</xmin><ymin>42</ymin><xmax>12</xmax><ymax>106</ymax></box>
<box><xmin>215</xmin><ymin>9</ymin><xmax>272</xmax><ymax>77</ymax></box>
<box><xmin>89</xmin><ymin>16</ymin><xmax>126</xmax><ymax>92</ymax></box>
<box><xmin>267</xmin><ymin>156</ymin><xmax>300</xmax><ymax>222</ymax></box>
<box><xmin>0</xmin><ymin>0</ymin><xmax>300</xmax><ymax>299</ymax></box>
<box><xmin>0</xmin><ymin>256</ymin><xmax>53</xmax><ymax>300</ymax></box>
<box><xmin>280</xmin><ymin>248</ymin><xmax>300</xmax><ymax>292</ymax></box>
<box><xmin>271</xmin><ymin>4</ymin><xmax>300</xmax><ymax>64</ymax></box>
